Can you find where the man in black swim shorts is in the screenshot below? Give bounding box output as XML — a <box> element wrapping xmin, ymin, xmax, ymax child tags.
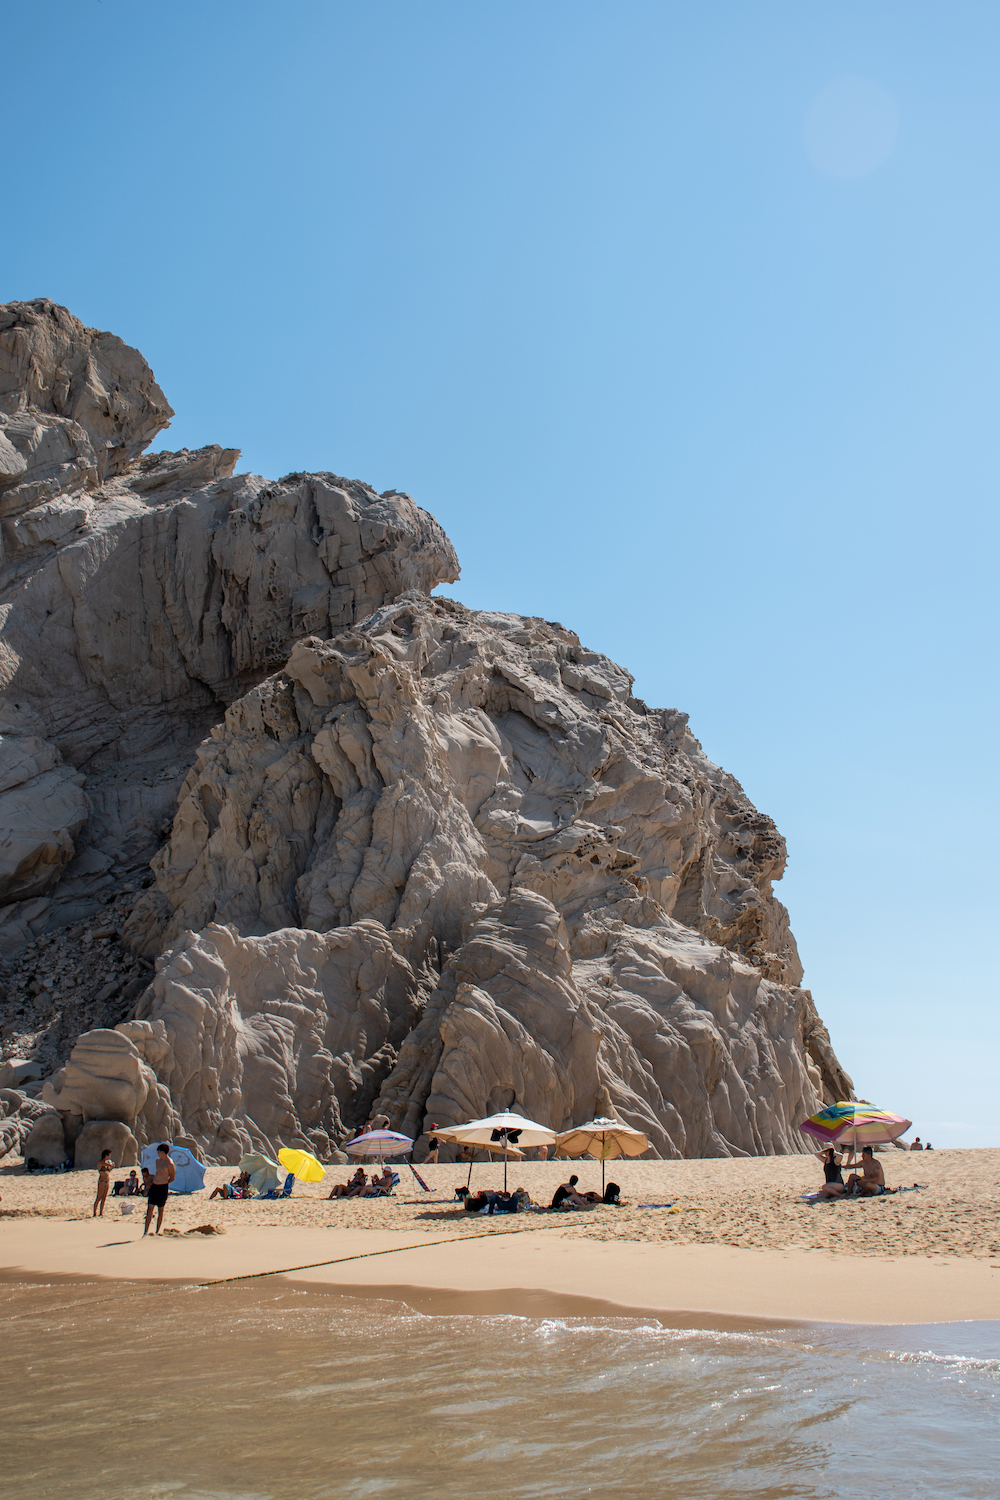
<box><xmin>144</xmin><ymin>1144</ymin><xmax>175</xmax><ymax>1236</ymax></box>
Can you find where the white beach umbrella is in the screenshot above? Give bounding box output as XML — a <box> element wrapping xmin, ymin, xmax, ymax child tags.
<box><xmin>554</xmin><ymin>1116</ymin><xmax>649</xmax><ymax>1193</ymax></box>
<box><xmin>444</xmin><ymin>1110</ymin><xmax>556</xmax><ymax>1191</ymax></box>
<box><xmin>434</xmin><ymin>1130</ymin><xmax>526</xmax><ymax>1189</ymax></box>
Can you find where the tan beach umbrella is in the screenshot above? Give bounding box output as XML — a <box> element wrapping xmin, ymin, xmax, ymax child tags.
<box><xmin>554</xmin><ymin>1117</ymin><xmax>649</xmax><ymax>1193</ymax></box>
<box><xmin>440</xmin><ymin>1110</ymin><xmax>556</xmax><ymax>1190</ymax></box>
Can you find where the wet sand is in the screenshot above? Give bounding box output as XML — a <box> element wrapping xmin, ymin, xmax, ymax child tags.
<box><xmin>3</xmin><ymin>1148</ymin><xmax>998</xmax><ymax>1324</ymax></box>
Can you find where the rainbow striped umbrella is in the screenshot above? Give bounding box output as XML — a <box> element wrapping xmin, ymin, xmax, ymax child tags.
<box><xmin>799</xmin><ymin>1101</ymin><xmax>912</xmax><ymax>1151</ymax></box>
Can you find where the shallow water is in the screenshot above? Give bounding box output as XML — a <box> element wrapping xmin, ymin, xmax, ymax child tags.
<box><xmin>1</xmin><ymin>1277</ymin><xmax>997</xmax><ymax>1499</ymax></box>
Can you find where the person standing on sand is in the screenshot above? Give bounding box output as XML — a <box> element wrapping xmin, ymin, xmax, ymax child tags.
<box><xmin>93</xmin><ymin>1151</ymin><xmax>115</xmax><ymax>1217</ymax></box>
<box><xmin>426</xmin><ymin>1124</ymin><xmax>440</xmax><ymax>1164</ymax></box>
<box><xmin>143</xmin><ymin>1144</ymin><xmax>175</xmax><ymax>1235</ymax></box>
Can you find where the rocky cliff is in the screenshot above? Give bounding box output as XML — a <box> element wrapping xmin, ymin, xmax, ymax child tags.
<box><xmin>0</xmin><ymin>301</ymin><xmax>851</xmax><ymax>1167</ymax></box>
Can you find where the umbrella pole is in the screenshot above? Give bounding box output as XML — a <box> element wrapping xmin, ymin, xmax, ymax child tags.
<box><xmin>504</xmin><ymin>1140</ymin><xmax>508</xmax><ymax>1194</ymax></box>
<box><xmin>602</xmin><ymin>1153</ymin><xmax>605</xmax><ymax>1196</ymax></box>
<box><xmin>467</xmin><ymin>1156</ymin><xmax>474</xmax><ymax>1189</ymax></box>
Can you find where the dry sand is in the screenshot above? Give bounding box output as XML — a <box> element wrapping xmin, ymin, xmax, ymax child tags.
<box><xmin>3</xmin><ymin>1148</ymin><xmax>999</xmax><ymax>1324</ymax></box>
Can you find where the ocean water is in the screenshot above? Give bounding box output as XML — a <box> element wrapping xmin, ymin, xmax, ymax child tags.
<box><xmin>1</xmin><ymin>1276</ymin><xmax>997</xmax><ymax>1500</ymax></box>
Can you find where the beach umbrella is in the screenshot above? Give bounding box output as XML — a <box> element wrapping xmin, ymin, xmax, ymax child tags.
<box><xmin>434</xmin><ymin>1131</ymin><xmax>525</xmax><ymax>1189</ymax></box>
<box><xmin>238</xmin><ymin>1151</ymin><xmax>281</xmax><ymax>1196</ymax></box>
<box><xmin>444</xmin><ymin>1111</ymin><xmax>556</xmax><ymax>1191</ymax></box>
<box><xmin>344</xmin><ymin>1130</ymin><xmax>413</xmax><ymax>1162</ymax></box>
<box><xmin>277</xmin><ymin>1147</ymin><xmax>326</xmax><ymax>1184</ymax></box>
<box><xmin>799</xmin><ymin>1102</ymin><xmax>912</xmax><ymax>1162</ymax></box>
<box><xmin>554</xmin><ymin>1117</ymin><xmax>649</xmax><ymax>1193</ymax></box>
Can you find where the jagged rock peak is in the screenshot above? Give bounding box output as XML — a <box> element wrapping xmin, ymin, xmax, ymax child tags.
<box><xmin>0</xmin><ymin>299</ymin><xmax>174</xmax><ymax>478</ymax></box>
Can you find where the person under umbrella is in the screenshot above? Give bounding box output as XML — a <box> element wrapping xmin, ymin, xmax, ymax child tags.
<box><xmin>554</xmin><ymin>1116</ymin><xmax>649</xmax><ymax>1195</ymax></box>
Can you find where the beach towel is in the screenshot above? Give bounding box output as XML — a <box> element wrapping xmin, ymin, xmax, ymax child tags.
<box><xmin>637</xmin><ymin>1201</ymin><xmax>677</xmax><ymax>1209</ymax></box>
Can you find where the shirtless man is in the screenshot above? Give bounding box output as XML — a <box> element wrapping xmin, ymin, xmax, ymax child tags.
<box><xmin>360</xmin><ymin>1167</ymin><xmax>395</xmax><ymax>1196</ymax></box>
<box><xmin>845</xmin><ymin>1146</ymin><xmax>888</xmax><ymax>1196</ymax></box>
<box><xmin>143</xmin><ymin>1144</ymin><xmax>176</xmax><ymax>1235</ymax></box>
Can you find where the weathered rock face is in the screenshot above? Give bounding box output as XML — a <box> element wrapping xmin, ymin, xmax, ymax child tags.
<box><xmin>0</xmin><ymin>299</ymin><xmax>174</xmax><ymax>478</ymax></box>
<box><xmin>73</xmin><ymin>1118</ymin><xmax>139</xmax><ymax>1170</ymax></box>
<box><xmin>0</xmin><ymin>711</ymin><xmax>89</xmax><ymax>902</ymax></box>
<box><xmin>0</xmin><ymin>300</ymin><xmax>459</xmax><ymax>950</ymax></box>
<box><xmin>18</xmin><ymin>1109</ymin><xmax>68</xmax><ymax>1166</ymax></box>
<box><xmin>0</xmin><ymin>304</ymin><xmax>852</xmax><ymax>1160</ymax></box>
<box><xmin>127</xmin><ymin>596</ymin><xmax>803</xmax><ymax>979</ymax></box>
<box><xmin>121</xmin><ymin>920</ymin><xmax>425</xmax><ymax>1162</ymax></box>
<box><xmin>0</xmin><ymin>1088</ymin><xmax>51</xmax><ymax>1160</ymax></box>
<box><xmin>116</xmin><ymin>594</ymin><xmax>850</xmax><ymax>1157</ymax></box>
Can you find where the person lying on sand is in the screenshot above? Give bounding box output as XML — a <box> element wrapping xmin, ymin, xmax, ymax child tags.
<box><xmin>845</xmin><ymin>1146</ymin><xmax>889</xmax><ymax>1196</ymax></box>
<box><xmin>329</xmin><ymin>1168</ymin><xmax>368</xmax><ymax>1199</ymax></box>
<box><xmin>815</xmin><ymin>1148</ymin><xmax>846</xmax><ymax>1199</ymax></box>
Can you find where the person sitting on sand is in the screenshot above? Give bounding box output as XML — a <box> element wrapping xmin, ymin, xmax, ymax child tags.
<box><xmin>910</xmin><ymin>1137</ymin><xmax>923</xmax><ymax>1151</ymax></box>
<box><xmin>210</xmin><ymin>1171</ymin><xmax>250</xmax><ymax>1200</ymax></box>
<box><xmin>845</xmin><ymin>1146</ymin><xmax>888</xmax><ymax>1196</ymax></box>
<box><xmin>925</xmin><ymin>1141</ymin><xmax>933</xmax><ymax>1150</ymax></box>
<box><xmin>814</xmin><ymin>1148</ymin><xmax>846</xmax><ymax>1199</ymax></box>
<box><xmin>126</xmin><ymin>1170</ymin><xmax>142</xmax><ymax>1196</ymax></box>
<box><xmin>329</xmin><ymin>1168</ymin><xmax>368</xmax><ymax>1199</ymax></box>
<box><xmin>93</xmin><ymin>1151</ymin><xmax>115</xmax><ymax>1217</ymax></box>
<box><xmin>550</xmin><ymin>1174</ymin><xmax>596</xmax><ymax>1209</ymax></box>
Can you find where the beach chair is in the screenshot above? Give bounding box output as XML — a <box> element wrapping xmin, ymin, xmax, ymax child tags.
<box><xmin>258</xmin><ymin>1173</ymin><xmax>296</xmax><ymax>1201</ymax></box>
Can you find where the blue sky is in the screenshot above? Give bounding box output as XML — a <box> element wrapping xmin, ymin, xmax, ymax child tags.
<box><xmin>4</xmin><ymin>2</ymin><xmax>997</xmax><ymax>1146</ymax></box>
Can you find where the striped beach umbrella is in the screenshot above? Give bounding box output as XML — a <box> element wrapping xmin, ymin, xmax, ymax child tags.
<box><xmin>799</xmin><ymin>1101</ymin><xmax>912</xmax><ymax>1154</ymax></box>
<box><xmin>344</xmin><ymin>1130</ymin><xmax>413</xmax><ymax>1162</ymax></box>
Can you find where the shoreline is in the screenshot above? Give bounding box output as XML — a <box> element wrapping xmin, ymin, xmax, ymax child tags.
<box><xmin>2</xmin><ymin>1217</ymin><xmax>998</xmax><ymax>1325</ymax></box>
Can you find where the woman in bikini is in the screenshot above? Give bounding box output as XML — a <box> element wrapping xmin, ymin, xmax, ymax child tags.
<box><xmin>93</xmin><ymin>1151</ymin><xmax>115</xmax><ymax>1217</ymax></box>
<box><xmin>815</xmin><ymin>1147</ymin><xmax>846</xmax><ymax>1199</ymax></box>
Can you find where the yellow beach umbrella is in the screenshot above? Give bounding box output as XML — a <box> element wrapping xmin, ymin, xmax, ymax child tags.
<box><xmin>277</xmin><ymin>1147</ymin><xmax>326</xmax><ymax>1184</ymax></box>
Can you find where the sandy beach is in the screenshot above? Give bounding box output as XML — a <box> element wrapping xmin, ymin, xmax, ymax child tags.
<box><xmin>3</xmin><ymin>1148</ymin><xmax>998</xmax><ymax>1324</ymax></box>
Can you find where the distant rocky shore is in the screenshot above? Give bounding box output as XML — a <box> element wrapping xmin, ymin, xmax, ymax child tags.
<box><xmin>0</xmin><ymin>299</ymin><xmax>852</xmax><ymax>1169</ymax></box>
